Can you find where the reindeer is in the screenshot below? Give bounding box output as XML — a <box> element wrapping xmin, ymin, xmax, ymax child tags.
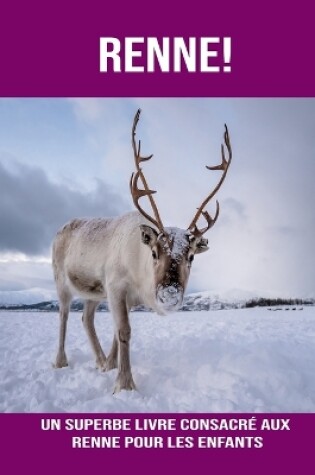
<box><xmin>52</xmin><ymin>109</ymin><xmax>232</xmax><ymax>393</ymax></box>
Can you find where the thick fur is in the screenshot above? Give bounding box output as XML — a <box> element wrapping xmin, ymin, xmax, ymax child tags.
<box><xmin>52</xmin><ymin>211</ymin><xmax>206</xmax><ymax>392</ymax></box>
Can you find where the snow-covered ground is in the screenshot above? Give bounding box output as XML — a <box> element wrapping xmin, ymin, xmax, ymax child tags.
<box><xmin>0</xmin><ymin>307</ymin><xmax>314</xmax><ymax>413</ymax></box>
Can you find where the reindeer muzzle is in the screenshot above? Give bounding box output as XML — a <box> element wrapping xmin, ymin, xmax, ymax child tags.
<box><xmin>157</xmin><ymin>285</ymin><xmax>183</xmax><ymax>312</ymax></box>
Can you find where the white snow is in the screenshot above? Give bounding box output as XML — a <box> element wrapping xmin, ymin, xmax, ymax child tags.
<box><xmin>0</xmin><ymin>307</ymin><xmax>314</xmax><ymax>413</ymax></box>
<box><xmin>163</xmin><ymin>226</ymin><xmax>190</xmax><ymax>260</ymax></box>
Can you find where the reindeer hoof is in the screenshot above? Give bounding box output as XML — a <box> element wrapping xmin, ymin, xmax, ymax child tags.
<box><xmin>105</xmin><ymin>358</ymin><xmax>118</xmax><ymax>372</ymax></box>
<box><xmin>96</xmin><ymin>357</ymin><xmax>107</xmax><ymax>371</ymax></box>
<box><xmin>54</xmin><ymin>352</ymin><xmax>68</xmax><ymax>368</ymax></box>
<box><xmin>113</xmin><ymin>375</ymin><xmax>137</xmax><ymax>393</ymax></box>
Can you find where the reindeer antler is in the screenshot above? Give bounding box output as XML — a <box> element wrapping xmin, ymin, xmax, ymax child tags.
<box><xmin>130</xmin><ymin>109</ymin><xmax>164</xmax><ymax>233</ymax></box>
<box><xmin>188</xmin><ymin>124</ymin><xmax>232</xmax><ymax>236</ymax></box>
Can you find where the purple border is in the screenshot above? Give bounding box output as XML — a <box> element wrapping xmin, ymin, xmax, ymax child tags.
<box><xmin>0</xmin><ymin>0</ymin><xmax>314</xmax><ymax>97</ymax></box>
<box><xmin>1</xmin><ymin>414</ymin><xmax>313</xmax><ymax>474</ymax></box>
<box><xmin>1</xmin><ymin>1</ymin><xmax>315</xmax><ymax>473</ymax></box>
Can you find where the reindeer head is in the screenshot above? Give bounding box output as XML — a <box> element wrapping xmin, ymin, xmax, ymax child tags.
<box><xmin>130</xmin><ymin>109</ymin><xmax>232</xmax><ymax>313</ymax></box>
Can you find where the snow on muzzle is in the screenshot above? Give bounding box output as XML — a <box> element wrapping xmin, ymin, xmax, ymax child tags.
<box><xmin>156</xmin><ymin>284</ymin><xmax>183</xmax><ymax>312</ymax></box>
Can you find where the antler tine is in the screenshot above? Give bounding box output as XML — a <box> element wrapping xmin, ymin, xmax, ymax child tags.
<box><xmin>188</xmin><ymin>124</ymin><xmax>232</xmax><ymax>235</ymax></box>
<box><xmin>192</xmin><ymin>201</ymin><xmax>220</xmax><ymax>236</ymax></box>
<box><xmin>130</xmin><ymin>109</ymin><xmax>164</xmax><ymax>233</ymax></box>
<box><xmin>131</xmin><ymin>108</ymin><xmax>153</xmax><ymax>163</ymax></box>
<box><xmin>130</xmin><ymin>171</ymin><xmax>160</xmax><ymax>229</ymax></box>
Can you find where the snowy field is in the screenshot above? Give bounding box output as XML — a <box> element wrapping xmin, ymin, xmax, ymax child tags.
<box><xmin>0</xmin><ymin>307</ymin><xmax>314</xmax><ymax>413</ymax></box>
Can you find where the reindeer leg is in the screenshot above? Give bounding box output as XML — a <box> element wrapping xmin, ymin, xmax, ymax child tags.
<box><xmin>82</xmin><ymin>300</ymin><xmax>106</xmax><ymax>370</ymax></box>
<box><xmin>109</xmin><ymin>294</ymin><xmax>136</xmax><ymax>392</ymax></box>
<box><xmin>106</xmin><ymin>335</ymin><xmax>118</xmax><ymax>371</ymax></box>
<box><xmin>54</xmin><ymin>290</ymin><xmax>71</xmax><ymax>368</ymax></box>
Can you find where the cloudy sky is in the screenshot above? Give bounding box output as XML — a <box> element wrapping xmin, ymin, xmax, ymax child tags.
<box><xmin>0</xmin><ymin>98</ymin><xmax>314</xmax><ymax>303</ymax></box>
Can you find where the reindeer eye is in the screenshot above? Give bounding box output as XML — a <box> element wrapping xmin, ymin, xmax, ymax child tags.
<box><xmin>152</xmin><ymin>250</ymin><xmax>157</xmax><ymax>260</ymax></box>
<box><xmin>188</xmin><ymin>254</ymin><xmax>194</xmax><ymax>264</ymax></box>
<box><xmin>142</xmin><ymin>233</ymin><xmax>151</xmax><ymax>244</ymax></box>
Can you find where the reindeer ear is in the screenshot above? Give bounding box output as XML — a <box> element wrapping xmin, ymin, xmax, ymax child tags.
<box><xmin>195</xmin><ymin>237</ymin><xmax>209</xmax><ymax>254</ymax></box>
<box><xmin>139</xmin><ymin>225</ymin><xmax>158</xmax><ymax>246</ymax></box>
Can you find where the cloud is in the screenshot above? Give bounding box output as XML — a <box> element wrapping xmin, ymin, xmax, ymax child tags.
<box><xmin>0</xmin><ymin>160</ymin><xmax>128</xmax><ymax>256</ymax></box>
<box><xmin>0</xmin><ymin>259</ymin><xmax>53</xmax><ymax>292</ymax></box>
<box><xmin>65</xmin><ymin>99</ymin><xmax>315</xmax><ymax>298</ymax></box>
<box><xmin>1</xmin><ymin>98</ymin><xmax>315</xmax><ymax>300</ymax></box>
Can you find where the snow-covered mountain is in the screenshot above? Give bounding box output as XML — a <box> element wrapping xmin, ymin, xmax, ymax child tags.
<box><xmin>0</xmin><ymin>286</ymin><xmax>268</xmax><ymax>307</ymax></box>
<box><xmin>0</xmin><ymin>290</ymin><xmax>246</xmax><ymax>311</ymax></box>
<box><xmin>0</xmin><ymin>289</ymin><xmax>313</xmax><ymax>311</ymax></box>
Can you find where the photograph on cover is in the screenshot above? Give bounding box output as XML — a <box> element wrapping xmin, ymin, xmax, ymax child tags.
<box><xmin>0</xmin><ymin>98</ymin><xmax>314</xmax><ymax>412</ymax></box>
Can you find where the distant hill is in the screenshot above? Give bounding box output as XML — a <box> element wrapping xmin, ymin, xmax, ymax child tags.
<box><xmin>0</xmin><ymin>294</ymin><xmax>313</xmax><ymax>312</ymax></box>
